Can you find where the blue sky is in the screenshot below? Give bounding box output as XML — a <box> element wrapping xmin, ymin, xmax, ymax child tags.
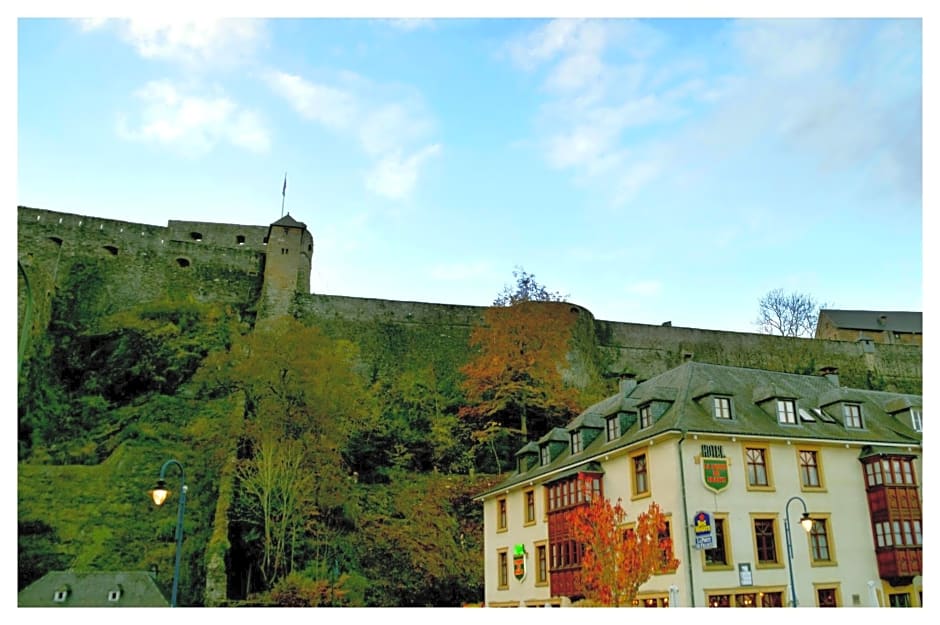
<box><xmin>15</xmin><ymin>12</ymin><xmax>926</xmax><ymax>333</ymax></box>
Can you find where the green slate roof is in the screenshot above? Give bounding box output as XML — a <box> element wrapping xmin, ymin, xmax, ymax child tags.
<box><xmin>476</xmin><ymin>361</ymin><xmax>922</xmax><ymax>500</ymax></box>
<box><xmin>18</xmin><ymin>570</ymin><xmax>169</xmax><ymax>607</ymax></box>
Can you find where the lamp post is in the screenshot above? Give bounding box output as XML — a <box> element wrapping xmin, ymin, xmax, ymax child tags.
<box><xmin>784</xmin><ymin>495</ymin><xmax>815</xmax><ymax>607</ymax></box>
<box><xmin>150</xmin><ymin>459</ymin><xmax>188</xmax><ymax>607</ymax></box>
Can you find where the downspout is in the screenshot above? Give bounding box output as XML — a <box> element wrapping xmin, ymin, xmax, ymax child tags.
<box><xmin>677</xmin><ymin>429</ymin><xmax>695</xmax><ymax>607</ymax></box>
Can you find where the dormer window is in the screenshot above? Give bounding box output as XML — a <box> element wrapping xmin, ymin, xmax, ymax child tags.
<box><xmin>108</xmin><ymin>586</ymin><xmax>123</xmax><ymax>602</ymax></box>
<box><xmin>571</xmin><ymin>431</ymin><xmax>583</xmax><ymax>454</ymax></box>
<box><xmin>843</xmin><ymin>403</ymin><xmax>863</xmax><ymax>428</ymax></box>
<box><xmin>606</xmin><ymin>415</ymin><xmax>621</xmax><ymax>441</ymax></box>
<box><xmin>53</xmin><ymin>586</ymin><xmax>69</xmax><ymax>602</ymax></box>
<box><xmin>911</xmin><ymin>408</ymin><xmax>922</xmax><ymax>432</ymax></box>
<box><xmin>540</xmin><ymin>446</ymin><xmax>551</xmax><ymax>466</ymax></box>
<box><xmin>776</xmin><ymin>399</ymin><xmax>797</xmax><ymax>425</ymax></box>
<box><xmin>713</xmin><ymin>396</ymin><xmax>732</xmax><ymax>419</ymax></box>
<box><xmin>639</xmin><ymin>404</ymin><xmax>652</xmax><ymax>429</ymax></box>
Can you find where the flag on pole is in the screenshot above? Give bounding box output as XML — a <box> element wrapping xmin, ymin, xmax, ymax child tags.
<box><xmin>282</xmin><ymin>174</ymin><xmax>287</xmax><ymax>197</ymax></box>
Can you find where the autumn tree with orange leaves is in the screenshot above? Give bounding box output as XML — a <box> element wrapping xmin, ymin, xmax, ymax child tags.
<box><xmin>571</xmin><ymin>496</ymin><xmax>679</xmax><ymax>606</ymax></box>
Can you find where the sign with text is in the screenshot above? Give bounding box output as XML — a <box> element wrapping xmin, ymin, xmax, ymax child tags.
<box><xmin>738</xmin><ymin>562</ymin><xmax>753</xmax><ymax>586</ymax></box>
<box><xmin>693</xmin><ymin>510</ymin><xmax>716</xmax><ymax>550</ymax></box>
<box><xmin>701</xmin><ymin>456</ymin><xmax>730</xmax><ymax>493</ymax></box>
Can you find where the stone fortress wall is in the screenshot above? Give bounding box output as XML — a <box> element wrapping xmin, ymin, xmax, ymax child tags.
<box><xmin>17</xmin><ymin>206</ymin><xmax>923</xmax><ymax>395</ymax></box>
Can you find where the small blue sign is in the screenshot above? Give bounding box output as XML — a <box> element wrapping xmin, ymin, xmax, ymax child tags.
<box><xmin>693</xmin><ymin>510</ymin><xmax>716</xmax><ymax>550</ymax></box>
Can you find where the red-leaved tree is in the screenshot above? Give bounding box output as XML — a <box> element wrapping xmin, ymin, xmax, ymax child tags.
<box><xmin>570</xmin><ymin>496</ymin><xmax>679</xmax><ymax>606</ymax></box>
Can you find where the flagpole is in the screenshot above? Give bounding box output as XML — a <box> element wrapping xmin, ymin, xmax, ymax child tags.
<box><xmin>281</xmin><ymin>172</ymin><xmax>287</xmax><ymax>217</ymax></box>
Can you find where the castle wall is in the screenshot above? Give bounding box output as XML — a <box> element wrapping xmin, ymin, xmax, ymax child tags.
<box><xmin>17</xmin><ymin>206</ymin><xmax>922</xmax><ymax>396</ymax></box>
<box><xmin>17</xmin><ymin>207</ymin><xmax>265</xmax><ymax>357</ymax></box>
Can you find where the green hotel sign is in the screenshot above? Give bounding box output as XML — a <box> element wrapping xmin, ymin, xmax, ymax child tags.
<box><xmin>701</xmin><ymin>445</ymin><xmax>730</xmax><ymax>493</ymax></box>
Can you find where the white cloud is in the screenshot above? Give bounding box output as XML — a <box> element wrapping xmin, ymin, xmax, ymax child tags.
<box><xmin>117</xmin><ymin>80</ymin><xmax>270</xmax><ymax>156</ymax></box>
<box><xmin>268</xmin><ymin>70</ymin><xmax>440</xmax><ymax>200</ymax></box>
<box><xmin>366</xmin><ymin>144</ymin><xmax>442</xmax><ymax>200</ymax></box>
<box><xmin>508</xmin><ymin>18</ymin><xmax>921</xmax><ymax>210</ymax></box>
<box><xmin>267</xmin><ymin>71</ymin><xmax>359</xmax><ymax>130</ymax></box>
<box><xmin>386</xmin><ymin>18</ymin><xmax>436</xmax><ymax>31</ymax></box>
<box><xmin>79</xmin><ymin>18</ymin><xmax>265</xmax><ymax>68</ymax></box>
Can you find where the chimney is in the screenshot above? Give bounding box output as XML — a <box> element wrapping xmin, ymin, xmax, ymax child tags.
<box><xmin>818</xmin><ymin>366</ymin><xmax>840</xmax><ymax>387</ymax></box>
<box><xmin>619</xmin><ymin>374</ymin><xmax>637</xmax><ymax>396</ymax></box>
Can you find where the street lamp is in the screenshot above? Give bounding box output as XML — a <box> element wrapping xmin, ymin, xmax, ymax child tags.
<box><xmin>150</xmin><ymin>459</ymin><xmax>188</xmax><ymax>607</ymax></box>
<box><xmin>784</xmin><ymin>495</ymin><xmax>815</xmax><ymax>607</ymax></box>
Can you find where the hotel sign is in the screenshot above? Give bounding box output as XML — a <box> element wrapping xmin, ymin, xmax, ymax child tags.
<box><xmin>701</xmin><ymin>444</ymin><xmax>730</xmax><ymax>494</ymax></box>
<box><xmin>693</xmin><ymin>510</ymin><xmax>716</xmax><ymax>550</ymax></box>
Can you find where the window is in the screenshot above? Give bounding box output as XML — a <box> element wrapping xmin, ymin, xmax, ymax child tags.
<box><xmin>639</xmin><ymin>405</ymin><xmax>652</xmax><ymax>429</ymax></box>
<box><xmin>745</xmin><ymin>447</ymin><xmax>771</xmax><ymax>488</ymax></box>
<box><xmin>776</xmin><ymin>399</ymin><xmax>797</xmax><ymax>424</ymax></box>
<box><xmin>53</xmin><ymin>588</ymin><xmax>69</xmax><ymax>602</ymax></box>
<box><xmin>889</xmin><ymin>593</ymin><xmax>912</xmax><ymax>607</ymax></box>
<box><xmin>753</xmin><ymin>517</ymin><xmax>780</xmax><ymax>565</ymax></box>
<box><xmin>911</xmin><ymin>409</ymin><xmax>922</xmax><ymax>432</ymax></box>
<box><xmin>107</xmin><ymin>587</ymin><xmax>122</xmax><ymax>602</ymax></box>
<box><xmin>497</xmin><ymin>498</ymin><xmax>507</xmax><ymax>531</ymax></box>
<box><xmin>535</xmin><ymin>543</ymin><xmax>548</xmax><ymax>586</ymax></box>
<box><xmin>571</xmin><ymin>430</ymin><xmax>582</xmax><ymax>454</ymax></box>
<box><xmin>524</xmin><ymin>490</ymin><xmax>536</xmax><ymax>525</ymax></box>
<box><xmin>843</xmin><ymin>403</ymin><xmax>862</xmax><ymax>428</ymax></box>
<box><xmin>713</xmin><ymin>396</ymin><xmax>732</xmax><ymax>419</ymax></box>
<box><xmin>761</xmin><ymin>591</ymin><xmax>783</xmax><ymax>607</ymax></box>
<box><xmin>799</xmin><ymin>449</ymin><xmax>822</xmax><ymax>488</ymax></box>
<box><xmin>497</xmin><ymin>550</ymin><xmax>509</xmax><ymax>589</ymax></box>
<box><xmin>632</xmin><ymin>453</ymin><xmax>649</xmax><ymax>497</ymax></box>
<box><xmin>877</xmin><ymin>519</ymin><xmax>921</xmax><ymax>547</ymax></box>
<box><xmin>540</xmin><ymin>446</ymin><xmax>550</xmax><ymax>466</ymax></box>
<box><xmin>704</xmin><ymin>517</ymin><xmax>730</xmax><ymax>568</ymax></box>
<box><xmin>816</xmin><ymin>587</ymin><xmax>838</xmax><ymax>607</ymax></box>
<box><xmin>606</xmin><ymin>415</ymin><xmax>621</xmax><ymax>441</ymax></box>
<box><xmin>810</xmin><ymin>517</ymin><xmax>833</xmax><ymax>563</ymax></box>
<box><xmin>658</xmin><ymin>520</ymin><xmax>677</xmax><ymax>572</ymax></box>
<box><xmin>881</xmin><ymin>457</ymin><xmax>917</xmax><ymax>485</ymax></box>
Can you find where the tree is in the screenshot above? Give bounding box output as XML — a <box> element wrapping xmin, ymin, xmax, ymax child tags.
<box><xmin>756</xmin><ymin>289</ymin><xmax>827</xmax><ymax>337</ymax></box>
<box><xmin>570</xmin><ymin>495</ymin><xmax>679</xmax><ymax>606</ymax></box>
<box><xmin>195</xmin><ymin>317</ymin><xmax>377</xmax><ymax>591</ymax></box>
<box><xmin>493</xmin><ymin>266</ymin><xmax>568</xmax><ymax>306</ymax></box>
<box><xmin>459</xmin><ymin>301</ymin><xmax>582</xmax><ymax>443</ymax></box>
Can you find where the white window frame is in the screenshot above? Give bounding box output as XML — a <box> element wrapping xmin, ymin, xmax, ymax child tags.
<box><xmin>843</xmin><ymin>403</ymin><xmax>863</xmax><ymax>428</ymax></box>
<box><xmin>776</xmin><ymin>399</ymin><xmax>797</xmax><ymax>425</ymax></box>
<box><xmin>713</xmin><ymin>396</ymin><xmax>733</xmax><ymax>419</ymax></box>
<box><xmin>911</xmin><ymin>408</ymin><xmax>922</xmax><ymax>432</ymax></box>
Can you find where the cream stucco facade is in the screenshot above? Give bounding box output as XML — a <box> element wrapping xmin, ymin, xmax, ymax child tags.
<box><xmin>477</xmin><ymin>362</ymin><xmax>923</xmax><ymax>608</ymax></box>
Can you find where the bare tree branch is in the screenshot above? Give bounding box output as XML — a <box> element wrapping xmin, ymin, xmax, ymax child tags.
<box><xmin>755</xmin><ymin>289</ymin><xmax>828</xmax><ymax>337</ymax></box>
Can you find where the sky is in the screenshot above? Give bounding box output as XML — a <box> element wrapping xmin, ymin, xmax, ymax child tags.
<box><xmin>14</xmin><ymin>7</ymin><xmax>928</xmax><ymax>335</ymax></box>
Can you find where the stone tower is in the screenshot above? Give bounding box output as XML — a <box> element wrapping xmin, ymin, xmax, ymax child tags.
<box><xmin>260</xmin><ymin>213</ymin><xmax>313</xmax><ymax>318</ymax></box>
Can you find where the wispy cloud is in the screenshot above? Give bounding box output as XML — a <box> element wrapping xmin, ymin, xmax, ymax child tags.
<box><xmin>116</xmin><ymin>80</ymin><xmax>270</xmax><ymax>156</ymax></box>
<box><xmin>267</xmin><ymin>70</ymin><xmax>441</xmax><ymax>200</ymax></box>
<box><xmin>385</xmin><ymin>18</ymin><xmax>436</xmax><ymax>32</ymax></box>
<box><xmin>507</xmin><ymin>18</ymin><xmax>922</xmax><ymax>210</ymax></box>
<box><xmin>78</xmin><ymin>18</ymin><xmax>265</xmax><ymax>68</ymax></box>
